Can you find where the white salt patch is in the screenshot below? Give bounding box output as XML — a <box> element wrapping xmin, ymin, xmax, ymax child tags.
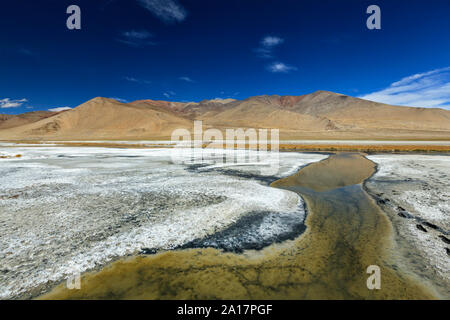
<box><xmin>367</xmin><ymin>154</ymin><xmax>450</xmax><ymax>283</ymax></box>
<box><xmin>368</xmin><ymin>154</ymin><xmax>450</xmax><ymax>226</ymax></box>
<box><xmin>0</xmin><ymin>146</ymin><xmax>325</xmax><ymax>298</ymax></box>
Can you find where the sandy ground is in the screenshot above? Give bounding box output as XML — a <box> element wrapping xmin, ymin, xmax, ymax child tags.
<box><xmin>1</xmin><ymin>140</ymin><xmax>450</xmax><ymax>152</ymax></box>
<box><xmin>365</xmin><ymin>155</ymin><xmax>450</xmax><ymax>298</ymax></box>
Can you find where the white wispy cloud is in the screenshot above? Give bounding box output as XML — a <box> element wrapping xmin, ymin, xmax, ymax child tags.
<box><xmin>266</xmin><ymin>62</ymin><xmax>297</xmax><ymax>73</ymax></box>
<box><xmin>255</xmin><ymin>35</ymin><xmax>284</xmax><ymax>58</ymax></box>
<box><xmin>261</xmin><ymin>36</ymin><xmax>284</xmax><ymax>47</ymax></box>
<box><xmin>0</xmin><ymin>98</ymin><xmax>27</xmax><ymax>109</ymax></box>
<box><xmin>178</xmin><ymin>76</ymin><xmax>195</xmax><ymax>83</ymax></box>
<box><xmin>124</xmin><ymin>76</ymin><xmax>139</xmax><ymax>82</ymax></box>
<box><xmin>48</xmin><ymin>107</ymin><xmax>72</xmax><ymax>112</ymax></box>
<box><xmin>163</xmin><ymin>91</ymin><xmax>176</xmax><ymax>98</ymax></box>
<box><xmin>109</xmin><ymin>97</ymin><xmax>129</xmax><ymax>103</ymax></box>
<box><xmin>117</xmin><ymin>30</ymin><xmax>155</xmax><ymax>47</ymax></box>
<box><xmin>124</xmin><ymin>76</ymin><xmax>151</xmax><ymax>85</ymax></box>
<box><xmin>137</xmin><ymin>0</ymin><xmax>187</xmax><ymax>23</ymax></box>
<box><xmin>359</xmin><ymin>67</ymin><xmax>450</xmax><ymax>109</ymax></box>
<box><xmin>255</xmin><ymin>35</ymin><xmax>297</xmax><ymax>74</ymax></box>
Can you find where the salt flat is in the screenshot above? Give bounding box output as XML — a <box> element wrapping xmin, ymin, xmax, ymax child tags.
<box><xmin>367</xmin><ymin>155</ymin><xmax>449</xmax><ymax>228</ymax></box>
<box><xmin>0</xmin><ymin>146</ymin><xmax>326</xmax><ymax>299</ymax></box>
<box><xmin>366</xmin><ymin>154</ymin><xmax>450</xmax><ymax>297</ymax></box>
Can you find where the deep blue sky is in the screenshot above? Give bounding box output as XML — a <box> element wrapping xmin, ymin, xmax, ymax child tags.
<box><xmin>1</xmin><ymin>0</ymin><xmax>450</xmax><ymax>114</ymax></box>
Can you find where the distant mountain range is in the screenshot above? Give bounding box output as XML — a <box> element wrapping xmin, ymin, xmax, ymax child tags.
<box><xmin>1</xmin><ymin>91</ymin><xmax>449</xmax><ymax>140</ymax></box>
<box><xmin>0</xmin><ymin>111</ymin><xmax>58</xmax><ymax>130</ymax></box>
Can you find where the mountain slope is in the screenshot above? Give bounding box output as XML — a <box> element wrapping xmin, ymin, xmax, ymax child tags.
<box><xmin>290</xmin><ymin>91</ymin><xmax>450</xmax><ymax>131</ymax></box>
<box><xmin>198</xmin><ymin>91</ymin><xmax>450</xmax><ymax>135</ymax></box>
<box><xmin>200</xmin><ymin>97</ymin><xmax>338</xmax><ymax>131</ymax></box>
<box><xmin>0</xmin><ymin>92</ymin><xmax>449</xmax><ymax>140</ymax></box>
<box><xmin>0</xmin><ymin>111</ymin><xmax>59</xmax><ymax>130</ymax></box>
<box><xmin>0</xmin><ymin>98</ymin><xmax>192</xmax><ymax>140</ymax></box>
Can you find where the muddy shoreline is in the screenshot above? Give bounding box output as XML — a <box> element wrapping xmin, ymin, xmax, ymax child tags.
<box><xmin>39</xmin><ymin>153</ymin><xmax>438</xmax><ymax>300</ymax></box>
<box><xmin>1</xmin><ymin>140</ymin><xmax>450</xmax><ymax>153</ymax></box>
<box><xmin>363</xmin><ymin>155</ymin><xmax>449</xmax><ymax>298</ymax></box>
<box><xmin>1</xmin><ymin>148</ymin><xmax>325</xmax><ymax>299</ymax></box>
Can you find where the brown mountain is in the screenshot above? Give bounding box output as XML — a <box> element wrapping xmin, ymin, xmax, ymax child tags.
<box><xmin>128</xmin><ymin>98</ymin><xmax>237</xmax><ymax>120</ymax></box>
<box><xmin>0</xmin><ymin>91</ymin><xmax>449</xmax><ymax>140</ymax></box>
<box><xmin>0</xmin><ymin>111</ymin><xmax>59</xmax><ymax>130</ymax></box>
<box><xmin>0</xmin><ymin>98</ymin><xmax>192</xmax><ymax>140</ymax></box>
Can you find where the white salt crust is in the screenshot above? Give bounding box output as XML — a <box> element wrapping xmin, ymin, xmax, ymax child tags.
<box><xmin>367</xmin><ymin>154</ymin><xmax>450</xmax><ymax>284</ymax></box>
<box><xmin>0</xmin><ymin>146</ymin><xmax>326</xmax><ymax>298</ymax></box>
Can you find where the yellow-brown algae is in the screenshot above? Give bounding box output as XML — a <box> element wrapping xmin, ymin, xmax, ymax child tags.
<box><xmin>41</xmin><ymin>153</ymin><xmax>436</xmax><ymax>300</ymax></box>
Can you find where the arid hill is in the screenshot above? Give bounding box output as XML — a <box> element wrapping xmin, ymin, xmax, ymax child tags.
<box><xmin>0</xmin><ymin>91</ymin><xmax>449</xmax><ymax>140</ymax></box>
<box><xmin>0</xmin><ymin>111</ymin><xmax>59</xmax><ymax>130</ymax></box>
<box><xmin>128</xmin><ymin>98</ymin><xmax>237</xmax><ymax>120</ymax></box>
<box><xmin>205</xmin><ymin>91</ymin><xmax>450</xmax><ymax>139</ymax></box>
<box><xmin>0</xmin><ymin>98</ymin><xmax>192</xmax><ymax>140</ymax></box>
